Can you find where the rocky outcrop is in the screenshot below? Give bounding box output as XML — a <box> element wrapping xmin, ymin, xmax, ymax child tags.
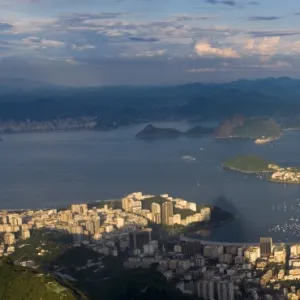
<box><xmin>214</xmin><ymin>115</ymin><xmax>245</xmax><ymax>138</ymax></box>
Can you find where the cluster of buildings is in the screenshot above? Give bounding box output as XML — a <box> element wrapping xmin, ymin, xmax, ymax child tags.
<box><xmin>121</xmin><ymin>192</ymin><xmax>211</xmax><ymax>226</ymax></box>
<box><xmin>271</xmin><ymin>168</ymin><xmax>300</xmax><ymax>183</ymax></box>
<box><xmin>124</xmin><ymin>236</ymin><xmax>300</xmax><ymax>300</ymax></box>
<box><xmin>3</xmin><ymin>193</ymin><xmax>300</xmax><ymax>299</ymax></box>
<box><xmin>0</xmin><ymin>201</ymin><xmax>151</xmax><ymax>257</ymax></box>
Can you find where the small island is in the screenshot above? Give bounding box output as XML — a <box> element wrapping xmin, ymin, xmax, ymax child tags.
<box><xmin>136</xmin><ymin>124</ymin><xmax>213</xmax><ymax>139</ymax></box>
<box><xmin>136</xmin><ymin>124</ymin><xmax>182</xmax><ymax>139</ymax></box>
<box><xmin>223</xmin><ymin>155</ymin><xmax>300</xmax><ymax>184</ymax></box>
<box><xmin>222</xmin><ymin>155</ymin><xmax>276</xmax><ymax>173</ymax></box>
<box><xmin>214</xmin><ymin>115</ymin><xmax>282</xmax><ymax>143</ymax></box>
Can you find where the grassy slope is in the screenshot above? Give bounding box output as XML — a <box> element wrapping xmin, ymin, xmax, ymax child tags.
<box><xmin>0</xmin><ymin>258</ymin><xmax>79</xmax><ymax>300</ymax></box>
<box><xmin>222</xmin><ymin>155</ymin><xmax>272</xmax><ymax>172</ymax></box>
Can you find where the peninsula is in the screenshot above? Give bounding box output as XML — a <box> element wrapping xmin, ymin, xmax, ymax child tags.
<box><xmin>214</xmin><ymin>115</ymin><xmax>282</xmax><ymax>143</ymax></box>
<box><xmin>223</xmin><ymin>155</ymin><xmax>300</xmax><ymax>184</ymax></box>
<box><xmin>136</xmin><ymin>124</ymin><xmax>213</xmax><ymax>139</ymax></box>
<box><xmin>222</xmin><ymin>155</ymin><xmax>275</xmax><ymax>173</ymax></box>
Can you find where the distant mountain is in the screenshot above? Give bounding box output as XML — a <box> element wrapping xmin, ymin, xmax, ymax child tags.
<box><xmin>214</xmin><ymin>115</ymin><xmax>282</xmax><ymax>139</ymax></box>
<box><xmin>136</xmin><ymin>124</ymin><xmax>213</xmax><ymax>139</ymax></box>
<box><xmin>136</xmin><ymin>124</ymin><xmax>182</xmax><ymax>139</ymax></box>
<box><xmin>0</xmin><ymin>77</ymin><xmax>299</xmax><ymax>130</ymax></box>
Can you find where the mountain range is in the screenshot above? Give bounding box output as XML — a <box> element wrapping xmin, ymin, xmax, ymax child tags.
<box><xmin>0</xmin><ymin>77</ymin><xmax>299</xmax><ymax>130</ymax></box>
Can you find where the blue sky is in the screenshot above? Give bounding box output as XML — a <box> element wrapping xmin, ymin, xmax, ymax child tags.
<box><xmin>1</xmin><ymin>0</ymin><xmax>300</xmax><ymax>86</ymax></box>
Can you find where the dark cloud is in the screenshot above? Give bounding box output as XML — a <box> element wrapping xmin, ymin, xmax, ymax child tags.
<box><xmin>248</xmin><ymin>1</ymin><xmax>259</xmax><ymax>4</ymax></box>
<box><xmin>128</xmin><ymin>36</ymin><xmax>159</xmax><ymax>42</ymax></box>
<box><xmin>248</xmin><ymin>30</ymin><xmax>300</xmax><ymax>37</ymax></box>
<box><xmin>248</xmin><ymin>16</ymin><xmax>282</xmax><ymax>21</ymax></box>
<box><xmin>222</xmin><ymin>0</ymin><xmax>236</xmax><ymax>6</ymax></box>
<box><xmin>205</xmin><ymin>0</ymin><xmax>236</xmax><ymax>6</ymax></box>
<box><xmin>0</xmin><ymin>23</ymin><xmax>13</xmax><ymax>31</ymax></box>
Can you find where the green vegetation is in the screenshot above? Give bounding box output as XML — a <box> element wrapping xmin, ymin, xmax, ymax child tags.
<box><xmin>0</xmin><ymin>257</ymin><xmax>81</xmax><ymax>300</ymax></box>
<box><xmin>222</xmin><ymin>155</ymin><xmax>274</xmax><ymax>173</ymax></box>
<box><xmin>50</xmin><ymin>246</ymin><xmax>198</xmax><ymax>300</ymax></box>
<box><xmin>11</xmin><ymin>229</ymin><xmax>73</xmax><ymax>268</ymax></box>
<box><xmin>233</xmin><ymin>117</ymin><xmax>282</xmax><ymax>139</ymax></box>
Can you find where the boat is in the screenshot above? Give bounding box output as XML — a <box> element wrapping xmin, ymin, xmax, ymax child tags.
<box><xmin>181</xmin><ymin>156</ymin><xmax>196</xmax><ymax>161</ymax></box>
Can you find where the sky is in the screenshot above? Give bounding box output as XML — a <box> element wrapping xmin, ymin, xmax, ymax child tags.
<box><xmin>1</xmin><ymin>0</ymin><xmax>300</xmax><ymax>86</ymax></box>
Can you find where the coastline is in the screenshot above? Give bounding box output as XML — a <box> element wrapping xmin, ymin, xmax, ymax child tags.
<box><xmin>268</xmin><ymin>179</ymin><xmax>300</xmax><ymax>185</ymax></box>
<box><xmin>222</xmin><ymin>165</ymin><xmax>273</xmax><ymax>174</ymax></box>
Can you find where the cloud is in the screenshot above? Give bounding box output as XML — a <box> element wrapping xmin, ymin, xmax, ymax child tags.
<box><xmin>195</xmin><ymin>41</ymin><xmax>240</xmax><ymax>58</ymax></box>
<box><xmin>0</xmin><ymin>23</ymin><xmax>13</xmax><ymax>31</ymax></box>
<box><xmin>205</xmin><ymin>0</ymin><xmax>236</xmax><ymax>6</ymax></box>
<box><xmin>245</xmin><ymin>37</ymin><xmax>280</xmax><ymax>59</ymax></box>
<box><xmin>23</xmin><ymin>37</ymin><xmax>65</xmax><ymax>49</ymax></box>
<box><xmin>248</xmin><ymin>1</ymin><xmax>259</xmax><ymax>4</ymax></box>
<box><xmin>128</xmin><ymin>36</ymin><xmax>159</xmax><ymax>42</ymax></box>
<box><xmin>186</xmin><ymin>68</ymin><xmax>216</xmax><ymax>72</ymax></box>
<box><xmin>135</xmin><ymin>49</ymin><xmax>166</xmax><ymax>57</ymax></box>
<box><xmin>248</xmin><ymin>30</ymin><xmax>300</xmax><ymax>37</ymax></box>
<box><xmin>71</xmin><ymin>44</ymin><xmax>95</xmax><ymax>51</ymax></box>
<box><xmin>248</xmin><ymin>16</ymin><xmax>282</xmax><ymax>21</ymax></box>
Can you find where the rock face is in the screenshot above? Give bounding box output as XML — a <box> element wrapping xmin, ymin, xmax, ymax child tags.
<box><xmin>214</xmin><ymin>115</ymin><xmax>245</xmax><ymax>138</ymax></box>
<box><xmin>136</xmin><ymin>124</ymin><xmax>182</xmax><ymax>138</ymax></box>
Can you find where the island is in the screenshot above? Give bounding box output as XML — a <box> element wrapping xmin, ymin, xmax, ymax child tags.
<box><xmin>185</xmin><ymin>126</ymin><xmax>214</xmax><ymax>137</ymax></box>
<box><xmin>136</xmin><ymin>124</ymin><xmax>182</xmax><ymax>139</ymax></box>
<box><xmin>223</xmin><ymin>155</ymin><xmax>300</xmax><ymax>184</ymax></box>
<box><xmin>214</xmin><ymin>115</ymin><xmax>282</xmax><ymax>143</ymax></box>
<box><xmin>222</xmin><ymin>155</ymin><xmax>276</xmax><ymax>173</ymax></box>
<box><xmin>136</xmin><ymin>124</ymin><xmax>213</xmax><ymax>139</ymax></box>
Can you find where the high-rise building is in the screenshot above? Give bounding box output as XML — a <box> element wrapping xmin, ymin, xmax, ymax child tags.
<box><xmin>260</xmin><ymin>237</ymin><xmax>273</xmax><ymax>257</ymax></box>
<box><xmin>129</xmin><ymin>228</ymin><xmax>152</xmax><ymax>251</ymax></box>
<box><xmin>290</xmin><ymin>244</ymin><xmax>300</xmax><ymax>257</ymax></box>
<box><xmin>274</xmin><ymin>246</ymin><xmax>286</xmax><ymax>263</ymax></box>
<box><xmin>71</xmin><ymin>204</ymin><xmax>88</xmax><ymax>214</ymax></box>
<box><xmin>151</xmin><ymin>203</ymin><xmax>161</xmax><ymax>224</ymax></box>
<box><xmin>217</xmin><ymin>280</ymin><xmax>234</xmax><ymax>300</ymax></box>
<box><xmin>161</xmin><ymin>201</ymin><xmax>173</xmax><ymax>225</ymax></box>
<box><xmin>4</xmin><ymin>232</ymin><xmax>15</xmax><ymax>245</ymax></box>
<box><xmin>197</xmin><ymin>280</ymin><xmax>215</xmax><ymax>300</ymax></box>
<box><xmin>21</xmin><ymin>230</ymin><xmax>30</xmax><ymax>240</ymax></box>
<box><xmin>122</xmin><ymin>197</ymin><xmax>130</xmax><ymax>212</ymax></box>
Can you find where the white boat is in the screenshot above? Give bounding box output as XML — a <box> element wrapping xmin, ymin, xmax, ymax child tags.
<box><xmin>181</xmin><ymin>156</ymin><xmax>196</xmax><ymax>161</ymax></box>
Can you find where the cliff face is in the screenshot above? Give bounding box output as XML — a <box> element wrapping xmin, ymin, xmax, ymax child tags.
<box><xmin>214</xmin><ymin>115</ymin><xmax>245</xmax><ymax>137</ymax></box>
<box><xmin>214</xmin><ymin>115</ymin><xmax>282</xmax><ymax>139</ymax></box>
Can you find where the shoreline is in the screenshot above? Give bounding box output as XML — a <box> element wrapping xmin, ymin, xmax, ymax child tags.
<box><xmin>268</xmin><ymin>179</ymin><xmax>300</xmax><ymax>185</ymax></box>
<box><xmin>222</xmin><ymin>165</ymin><xmax>273</xmax><ymax>174</ymax></box>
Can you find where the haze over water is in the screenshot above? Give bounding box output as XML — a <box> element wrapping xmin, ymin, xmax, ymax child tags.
<box><xmin>1</xmin><ymin>122</ymin><xmax>300</xmax><ymax>243</ymax></box>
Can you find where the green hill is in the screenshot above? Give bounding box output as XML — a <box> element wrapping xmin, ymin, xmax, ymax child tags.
<box><xmin>0</xmin><ymin>257</ymin><xmax>83</xmax><ymax>300</ymax></box>
<box><xmin>233</xmin><ymin>117</ymin><xmax>282</xmax><ymax>139</ymax></box>
<box><xmin>222</xmin><ymin>155</ymin><xmax>274</xmax><ymax>173</ymax></box>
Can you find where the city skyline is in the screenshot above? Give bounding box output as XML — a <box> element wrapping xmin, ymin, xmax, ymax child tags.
<box><xmin>1</xmin><ymin>0</ymin><xmax>300</xmax><ymax>85</ymax></box>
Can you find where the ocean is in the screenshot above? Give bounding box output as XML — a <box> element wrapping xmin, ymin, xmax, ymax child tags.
<box><xmin>1</xmin><ymin>121</ymin><xmax>300</xmax><ymax>243</ymax></box>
